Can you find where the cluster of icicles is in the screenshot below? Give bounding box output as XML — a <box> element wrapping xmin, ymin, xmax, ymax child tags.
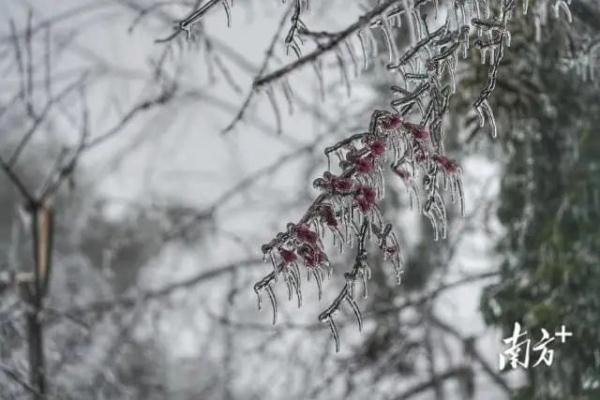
<box><xmin>251</xmin><ymin>0</ymin><xmax>572</xmax><ymax>350</ymax></box>
<box><xmin>254</xmin><ymin>110</ymin><xmax>465</xmax><ymax>351</ymax></box>
<box><xmin>259</xmin><ymin>0</ymin><xmax>575</xmax><ymax>139</ymax></box>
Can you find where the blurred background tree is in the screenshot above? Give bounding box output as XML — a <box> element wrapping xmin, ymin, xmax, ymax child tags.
<box><xmin>476</xmin><ymin>1</ymin><xmax>600</xmax><ymax>399</ymax></box>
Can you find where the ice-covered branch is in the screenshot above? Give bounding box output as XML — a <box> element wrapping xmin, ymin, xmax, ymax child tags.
<box><xmin>253</xmin><ymin>108</ymin><xmax>465</xmax><ymax>350</ymax></box>
<box><xmin>251</xmin><ymin>0</ymin><xmax>574</xmax><ymax>350</ymax></box>
<box><xmin>155</xmin><ymin>0</ymin><xmax>231</xmax><ymax>43</ymax></box>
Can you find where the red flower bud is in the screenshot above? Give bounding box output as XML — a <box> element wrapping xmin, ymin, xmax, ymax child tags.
<box><xmin>354</xmin><ymin>156</ymin><xmax>375</xmax><ymax>175</ymax></box>
<box><xmin>358</xmin><ymin>185</ymin><xmax>377</xmax><ymax>204</ymax></box>
<box><xmin>331</xmin><ymin>177</ymin><xmax>354</xmax><ymax>193</ymax></box>
<box><xmin>381</xmin><ymin>114</ymin><xmax>403</xmax><ymax>130</ymax></box>
<box><xmin>294</xmin><ymin>224</ymin><xmax>319</xmax><ymax>245</ymax></box>
<box><xmin>319</xmin><ymin>205</ymin><xmax>338</xmax><ymax>227</ymax></box>
<box><xmin>369</xmin><ymin>140</ymin><xmax>386</xmax><ymax>157</ymax></box>
<box><xmin>298</xmin><ymin>244</ymin><xmax>326</xmax><ymax>268</ymax></box>
<box><xmin>356</xmin><ymin>195</ymin><xmax>372</xmax><ymax>212</ymax></box>
<box><xmin>433</xmin><ymin>154</ymin><xmax>459</xmax><ymax>173</ymax></box>
<box><xmin>279</xmin><ymin>248</ymin><xmax>297</xmax><ymax>264</ymax></box>
<box><xmin>410</xmin><ymin>126</ymin><xmax>429</xmax><ymax>140</ymax></box>
<box><xmin>355</xmin><ymin>185</ymin><xmax>377</xmax><ymax>213</ymax></box>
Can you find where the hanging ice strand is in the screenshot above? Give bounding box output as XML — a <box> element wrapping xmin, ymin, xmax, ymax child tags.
<box><xmin>254</xmin><ymin>272</ymin><xmax>278</xmax><ymax>325</ymax></box>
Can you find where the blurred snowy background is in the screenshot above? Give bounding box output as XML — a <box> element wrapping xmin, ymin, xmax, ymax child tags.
<box><xmin>0</xmin><ymin>1</ymin><xmax>598</xmax><ymax>399</ymax></box>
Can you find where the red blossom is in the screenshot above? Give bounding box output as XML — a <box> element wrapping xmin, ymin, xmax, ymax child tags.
<box><xmin>319</xmin><ymin>205</ymin><xmax>338</xmax><ymax>227</ymax></box>
<box><xmin>410</xmin><ymin>125</ymin><xmax>430</xmax><ymax>140</ymax></box>
<box><xmin>294</xmin><ymin>224</ymin><xmax>319</xmax><ymax>245</ymax></box>
<box><xmin>433</xmin><ymin>154</ymin><xmax>459</xmax><ymax>173</ymax></box>
<box><xmin>354</xmin><ymin>155</ymin><xmax>375</xmax><ymax>175</ymax></box>
<box><xmin>357</xmin><ymin>185</ymin><xmax>377</xmax><ymax>204</ymax></box>
<box><xmin>331</xmin><ymin>176</ymin><xmax>354</xmax><ymax>192</ymax></box>
<box><xmin>279</xmin><ymin>248</ymin><xmax>297</xmax><ymax>264</ymax></box>
<box><xmin>298</xmin><ymin>245</ymin><xmax>327</xmax><ymax>268</ymax></box>
<box><xmin>381</xmin><ymin>114</ymin><xmax>403</xmax><ymax>130</ymax></box>
<box><xmin>355</xmin><ymin>185</ymin><xmax>377</xmax><ymax>212</ymax></box>
<box><xmin>369</xmin><ymin>140</ymin><xmax>386</xmax><ymax>157</ymax></box>
<box><xmin>356</xmin><ymin>195</ymin><xmax>372</xmax><ymax>212</ymax></box>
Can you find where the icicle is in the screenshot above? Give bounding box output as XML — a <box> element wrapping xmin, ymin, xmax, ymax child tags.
<box><xmin>255</xmin><ymin>288</ymin><xmax>262</xmax><ymax>310</ymax></box>
<box><xmin>432</xmin><ymin>202</ymin><xmax>447</xmax><ymax>240</ymax></box>
<box><xmin>523</xmin><ymin>0</ymin><xmax>529</xmax><ymax>15</ymax></box>
<box><xmin>458</xmin><ymin>24</ymin><xmax>471</xmax><ymax>58</ymax></box>
<box><xmin>475</xmin><ymin>103</ymin><xmax>486</xmax><ymax>128</ymax></box>
<box><xmin>314</xmin><ymin>218</ymin><xmax>322</xmax><ymax>239</ymax></box>
<box><xmin>504</xmin><ymin>31</ymin><xmax>512</xmax><ymax>48</ymax></box>
<box><xmin>313</xmin><ymin>268</ymin><xmax>323</xmax><ymax>300</ymax></box>
<box><xmin>457</xmin><ymin>0</ymin><xmax>466</xmax><ymax>26</ymax></box>
<box><xmin>344</xmin><ymin>40</ymin><xmax>360</xmax><ymax>78</ymax></box>
<box><xmin>554</xmin><ymin>1</ymin><xmax>572</xmax><ymax>23</ymax></box>
<box><xmin>348</xmin><ymin>277</ymin><xmax>356</xmax><ymax>300</ymax></box>
<box><xmin>380</xmin><ymin>16</ymin><xmax>399</xmax><ymax>65</ymax></box>
<box><xmin>292</xmin><ymin>263</ymin><xmax>302</xmax><ymax>292</ymax></box>
<box><xmin>326</xmin><ymin>317</ymin><xmax>340</xmax><ymax>352</ymax></box>
<box><xmin>449</xmin><ymin>173</ymin><xmax>456</xmax><ymax>203</ymax></box>
<box><xmin>394</xmin><ymin>9</ymin><xmax>403</xmax><ymax>28</ymax></box>
<box><xmin>335</xmin><ymin>48</ymin><xmax>352</xmax><ymax>97</ymax></box>
<box><xmin>412</xmin><ymin>8</ymin><xmax>423</xmax><ymax>42</ymax></box>
<box><xmin>455</xmin><ymin>175</ymin><xmax>465</xmax><ymax>217</ymax></box>
<box><xmin>269</xmin><ymin>251</ymin><xmax>278</xmax><ymax>277</ymax></box>
<box><xmin>534</xmin><ymin>15</ymin><xmax>542</xmax><ymax>42</ymax></box>
<box><xmin>389</xmin><ymin>231</ymin><xmax>403</xmax><ymax>284</ymax></box>
<box><xmin>372</xmin><ymin>206</ymin><xmax>384</xmax><ymax>229</ymax></box>
<box><xmin>282</xmin><ymin>78</ymin><xmax>295</xmax><ymax>115</ymax></box>
<box><xmin>481</xmin><ymin>99</ymin><xmax>497</xmax><ymax>138</ymax></box>
<box><xmin>446</xmin><ymin>59</ymin><xmax>456</xmax><ymax>94</ymax></box>
<box><xmin>357</xmin><ymin>30</ymin><xmax>370</xmax><ymax>71</ymax></box>
<box><xmin>265</xmin><ymin>284</ymin><xmax>278</xmax><ymax>325</ymax></box>
<box><xmin>222</xmin><ymin>0</ymin><xmax>232</xmax><ymax>27</ymax></box>
<box><xmin>289</xmin><ymin>270</ymin><xmax>302</xmax><ymax>307</ymax></box>
<box><xmin>366</xmin><ymin>27</ymin><xmax>379</xmax><ymax>59</ymax></box>
<box><xmin>285</xmin><ymin>274</ymin><xmax>293</xmax><ymax>301</ymax></box>
<box><xmin>411</xmin><ymin>183</ymin><xmax>422</xmax><ymax>212</ymax></box>
<box><xmin>266</xmin><ymin>86</ymin><xmax>282</xmax><ymax>135</ymax></box>
<box><xmin>361</xmin><ymin>271</ymin><xmax>368</xmax><ymax>299</ymax></box>
<box><xmin>480</xmin><ymin>47</ymin><xmax>488</xmax><ymax>64</ymax></box>
<box><xmin>426</xmin><ymin>210</ymin><xmax>439</xmax><ymax>241</ymax></box>
<box><xmin>312</xmin><ymin>60</ymin><xmax>326</xmax><ymax>101</ymax></box>
<box><xmin>345</xmin><ymin>295</ymin><xmax>363</xmax><ymax>332</ymax></box>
